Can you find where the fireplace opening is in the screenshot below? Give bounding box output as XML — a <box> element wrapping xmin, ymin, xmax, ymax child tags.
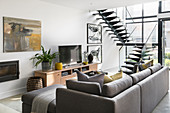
<box><xmin>0</xmin><ymin>60</ymin><xmax>19</xmax><ymax>82</ymax></box>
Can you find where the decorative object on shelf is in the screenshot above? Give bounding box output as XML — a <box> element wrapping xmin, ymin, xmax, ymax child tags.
<box><xmin>3</xmin><ymin>17</ymin><xmax>41</xmax><ymax>52</ymax></box>
<box><xmin>27</xmin><ymin>77</ymin><xmax>43</xmax><ymax>92</ymax></box>
<box><xmin>88</xmin><ymin>53</ymin><xmax>93</xmax><ymax>63</ymax></box>
<box><xmin>83</xmin><ymin>51</ymin><xmax>88</xmax><ymax>65</ymax></box>
<box><xmin>87</xmin><ymin>45</ymin><xmax>102</xmax><ymax>63</ymax></box>
<box><xmin>55</xmin><ymin>62</ymin><xmax>63</xmax><ymax>70</ymax></box>
<box><xmin>87</xmin><ymin>23</ymin><xmax>102</xmax><ymax>44</ymax></box>
<box><xmin>30</xmin><ymin>46</ymin><xmax>58</xmax><ymax>71</ymax></box>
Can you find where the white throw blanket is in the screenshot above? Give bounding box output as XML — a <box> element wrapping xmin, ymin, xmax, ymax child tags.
<box><xmin>31</xmin><ymin>89</ymin><xmax>56</xmax><ymax>113</ymax></box>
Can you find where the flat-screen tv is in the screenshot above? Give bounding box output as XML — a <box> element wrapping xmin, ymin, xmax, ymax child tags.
<box><xmin>58</xmin><ymin>45</ymin><xmax>82</xmax><ymax>65</ymax></box>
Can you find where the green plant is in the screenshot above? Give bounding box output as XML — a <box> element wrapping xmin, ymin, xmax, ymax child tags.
<box><xmin>30</xmin><ymin>46</ymin><xmax>58</xmax><ymax>67</ymax></box>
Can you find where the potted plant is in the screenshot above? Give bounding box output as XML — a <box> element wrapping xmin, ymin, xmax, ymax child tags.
<box><xmin>30</xmin><ymin>46</ymin><xmax>58</xmax><ymax>71</ymax></box>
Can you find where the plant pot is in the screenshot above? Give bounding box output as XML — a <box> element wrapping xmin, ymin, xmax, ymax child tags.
<box><xmin>55</xmin><ymin>62</ymin><xmax>63</xmax><ymax>70</ymax></box>
<box><xmin>42</xmin><ymin>62</ymin><xmax>52</xmax><ymax>71</ymax></box>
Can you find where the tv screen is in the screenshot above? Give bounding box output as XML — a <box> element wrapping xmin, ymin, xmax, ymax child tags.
<box><xmin>58</xmin><ymin>45</ymin><xmax>82</xmax><ymax>65</ymax></box>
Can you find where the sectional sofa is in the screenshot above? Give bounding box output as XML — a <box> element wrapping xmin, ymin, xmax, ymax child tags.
<box><xmin>22</xmin><ymin>63</ymin><xmax>169</xmax><ymax>113</ymax></box>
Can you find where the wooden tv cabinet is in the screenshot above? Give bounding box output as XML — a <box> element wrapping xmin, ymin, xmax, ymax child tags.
<box><xmin>34</xmin><ymin>63</ymin><xmax>98</xmax><ymax>87</ymax></box>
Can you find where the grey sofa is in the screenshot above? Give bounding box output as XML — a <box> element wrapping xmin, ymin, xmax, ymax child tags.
<box><xmin>22</xmin><ymin>63</ymin><xmax>169</xmax><ymax>113</ymax></box>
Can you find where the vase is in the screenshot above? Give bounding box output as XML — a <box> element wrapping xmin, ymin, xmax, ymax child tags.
<box><xmin>55</xmin><ymin>62</ymin><xmax>63</xmax><ymax>70</ymax></box>
<box><xmin>88</xmin><ymin>54</ymin><xmax>93</xmax><ymax>63</ymax></box>
<box><xmin>42</xmin><ymin>62</ymin><xmax>52</xmax><ymax>71</ymax></box>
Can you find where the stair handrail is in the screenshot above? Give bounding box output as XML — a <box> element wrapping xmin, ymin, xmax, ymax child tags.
<box><xmin>143</xmin><ymin>24</ymin><xmax>157</xmax><ymax>48</ymax></box>
<box><xmin>125</xmin><ymin>7</ymin><xmax>138</xmax><ymax>42</ymax></box>
<box><xmin>125</xmin><ymin>7</ymin><xmax>135</xmax><ymax>23</ymax></box>
<box><xmin>141</xmin><ymin>24</ymin><xmax>157</xmax><ymax>59</ymax></box>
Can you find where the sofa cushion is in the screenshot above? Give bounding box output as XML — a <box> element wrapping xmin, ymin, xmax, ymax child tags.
<box><xmin>148</xmin><ymin>63</ymin><xmax>162</xmax><ymax>74</ymax></box>
<box><xmin>75</xmin><ymin>70</ymin><xmax>105</xmax><ymax>87</ymax></box>
<box><xmin>130</xmin><ymin>68</ymin><xmax>151</xmax><ymax>84</ymax></box>
<box><xmin>102</xmin><ymin>74</ymin><xmax>133</xmax><ymax>98</ymax></box>
<box><xmin>66</xmin><ymin>80</ymin><xmax>101</xmax><ymax>95</ymax></box>
<box><xmin>104</xmin><ymin>71</ymin><xmax>122</xmax><ymax>84</ymax></box>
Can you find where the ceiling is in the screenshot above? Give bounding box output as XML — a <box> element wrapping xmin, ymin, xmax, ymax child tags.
<box><xmin>41</xmin><ymin>0</ymin><xmax>158</xmax><ymax>11</ymax></box>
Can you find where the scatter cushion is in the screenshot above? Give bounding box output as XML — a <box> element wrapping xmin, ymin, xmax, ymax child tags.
<box><xmin>102</xmin><ymin>75</ymin><xmax>132</xmax><ymax>98</ymax></box>
<box><xmin>75</xmin><ymin>70</ymin><xmax>105</xmax><ymax>87</ymax></box>
<box><xmin>104</xmin><ymin>75</ymin><xmax>113</xmax><ymax>84</ymax></box>
<box><xmin>139</xmin><ymin>59</ymin><xmax>153</xmax><ymax>71</ymax></box>
<box><xmin>130</xmin><ymin>68</ymin><xmax>151</xmax><ymax>84</ymax></box>
<box><xmin>110</xmin><ymin>71</ymin><xmax>122</xmax><ymax>81</ymax></box>
<box><xmin>148</xmin><ymin>63</ymin><xmax>162</xmax><ymax>74</ymax></box>
<box><xmin>104</xmin><ymin>71</ymin><xmax>123</xmax><ymax>84</ymax></box>
<box><xmin>66</xmin><ymin>80</ymin><xmax>101</xmax><ymax>95</ymax></box>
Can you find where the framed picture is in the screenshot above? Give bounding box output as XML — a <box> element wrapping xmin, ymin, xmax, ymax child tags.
<box><xmin>87</xmin><ymin>23</ymin><xmax>102</xmax><ymax>44</ymax></box>
<box><xmin>3</xmin><ymin>17</ymin><xmax>41</xmax><ymax>52</ymax></box>
<box><xmin>87</xmin><ymin>45</ymin><xmax>102</xmax><ymax>63</ymax></box>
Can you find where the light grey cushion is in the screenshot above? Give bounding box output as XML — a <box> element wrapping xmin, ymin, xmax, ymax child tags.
<box><xmin>75</xmin><ymin>70</ymin><xmax>105</xmax><ymax>87</ymax></box>
<box><xmin>148</xmin><ymin>63</ymin><xmax>162</xmax><ymax>74</ymax></box>
<box><xmin>66</xmin><ymin>80</ymin><xmax>101</xmax><ymax>95</ymax></box>
<box><xmin>102</xmin><ymin>75</ymin><xmax>133</xmax><ymax>98</ymax></box>
<box><xmin>130</xmin><ymin>68</ymin><xmax>151</xmax><ymax>84</ymax></box>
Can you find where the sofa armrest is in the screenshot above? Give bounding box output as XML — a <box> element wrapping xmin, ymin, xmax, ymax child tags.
<box><xmin>56</xmin><ymin>88</ymin><xmax>114</xmax><ymax>113</ymax></box>
<box><xmin>112</xmin><ymin>85</ymin><xmax>141</xmax><ymax>113</ymax></box>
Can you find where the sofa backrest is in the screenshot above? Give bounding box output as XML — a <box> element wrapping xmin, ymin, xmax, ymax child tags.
<box><xmin>101</xmin><ymin>75</ymin><xmax>132</xmax><ymax>98</ymax></box>
<box><xmin>137</xmin><ymin>66</ymin><xmax>169</xmax><ymax>113</ymax></box>
<box><xmin>148</xmin><ymin>63</ymin><xmax>162</xmax><ymax>74</ymax></box>
<box><xmin>130</xmin><ymin>68</ymin><xmax>151</xmax><ymax>84</ymax></box>
<box><xmin>56</xmin><ymin>88</ymin><xmax>115</xmax><ymax>113</ymax></box>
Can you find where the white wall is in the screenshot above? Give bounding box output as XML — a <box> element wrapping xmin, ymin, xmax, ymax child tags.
<box><xmin>0</xmin><ymin>0</ymin><xmax>119</xmax><ymax>99</ymax></box>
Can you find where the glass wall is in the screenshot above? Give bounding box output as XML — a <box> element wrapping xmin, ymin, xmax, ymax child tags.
<box><xmin>162</xmin><ymin>0</ymin><xmax>170</xmax><ymax>12</ymax></box>
<box><xmin>125</xmin><ymin>1</ymin><xmax>158</xmax><ymax>43</ymax></box>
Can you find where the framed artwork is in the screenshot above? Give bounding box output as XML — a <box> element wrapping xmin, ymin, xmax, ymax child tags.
<box><xmin>87</xmin><ymin>23</ymin><xmax>102</xmax><ymax>44</ymax></box>
<box><xmin>87</xmin><ymin>45</ymin><xmax>102</xmax><ymax>63</ymax></box>
<box><xmin>3</xmin><ymin>17</ymin><xmax>41</xmax><ymax>52</ymax></box>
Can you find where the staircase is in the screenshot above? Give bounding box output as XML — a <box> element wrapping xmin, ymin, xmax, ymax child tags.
<box><xmin>121</xmin><ymin>45</ymin><xmax>155</xmax><ymax>74</ymax></box>
<box><xmin>93</xmin><ymin>9</ymin><xmax>131</xmax><ymax>43</ymax></box>
<box><xmin>93</xmin><ymin>8</ymin><xmax>157</xmax><ymax>75</ymax></box>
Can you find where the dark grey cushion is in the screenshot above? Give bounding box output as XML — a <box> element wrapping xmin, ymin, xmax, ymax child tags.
<box><xmin>75</xmin><ymin>70</ymin><xmax>105</xmax><ymax>87</ymax></box>
<box><xmin>66</xmin><ymin>80</ymin><xmax>101</xmax><ymax>95</ymax></box>
<box><xmin>148</xmin><ymin>63</ymin><xmax>162</xmax><ymax>74</ymax></box>
<box><xmin>102</xmin><ymin>75</ymin><xmax>133</xmax><ymax>98</ymax></box>
<box><xmin>130</xmin><ymin>68</ymin><xmax>151</xmax><ymax>84</ymax></box>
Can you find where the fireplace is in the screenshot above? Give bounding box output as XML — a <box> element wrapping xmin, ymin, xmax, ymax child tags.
<box><xmin>0</xmin><ymin>60</ymin><xmax>19</xmax><ymax>82</ymax></box>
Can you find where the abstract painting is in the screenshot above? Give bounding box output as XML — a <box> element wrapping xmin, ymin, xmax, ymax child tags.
<box><xmin>3</xmin><ymin>17</ymin><xmax>41</xmax><ymax>52</ymax></box>
<box><xmin>87</xmin><ymin>45</ymin><xmax>102</xmax><ymax>63</ymax></box>
<box><xmin>87</xmin><ymin>23</ymin><xmax>102</xmax><ymax>44</ymax></box>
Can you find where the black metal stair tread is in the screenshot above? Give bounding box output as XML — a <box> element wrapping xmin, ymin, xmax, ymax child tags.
<box><xmin>118</xmin><ymin>33</ymin><xmax>129</xmax><ymax>36</ymax></box>
<box><xmin>122</xmin><ymin>64</ymin><xmax>134</xmax><ymax>67</ymax></box>
<box><xmin>112</xmin><ymin>25</ymin><xmax>123</xmax><ymax>29</ymax></box>
<box><xmin>122</xmin><ymin>70</ymin><xmax>133</xmax><ymax>75</ymax></box>
<box><xmin>122</xmin><ymin>65</ymin><xmax>134</xmax><ymax>70</ymax></box>
<box><xmin>135</xmin><ymin>46</ymin><xmax>143</xmax><ymax>49</ymax></box>
<box><xmin>115</xmin><ymin>29</ymin><xmax>126</xmax><ymax>33</ymax></box>
<box><xmin>121</xmin><ymin>36</ymin><xmax>129</xmax><ymax>39</ymax></box>
<box><xmin>96</xmin><ymin>18</ymin><xmax>103</xmax><ymax>20</ymax></box>
<box><xmin>100</xmin><ymin>11</ymin><xmax>114</xmax><ymax>16</ymax></box>
<box><xmin>105</xmin><ymin>16</ymin><xmax>117</xmax><ymax>21</ymax></box>
<box><xmin>109</xmin><ymin>21</ymin><xmax>120</xmax><ymax>25</ymax></box>
<box><xmin>106</xmin><ymin>30</ymin><xmax>112</xmax><ymax>31</ymax></box>
<box><xmin>124</xmin><ymin>61</ymin><xmax>137</xmax><ymax>65</ymax></box>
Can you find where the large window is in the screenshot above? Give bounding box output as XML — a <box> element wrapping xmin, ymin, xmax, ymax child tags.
<box><xmin>162</xmin><ymin>0</ymin><xmax>170</xmax><ymax>12</ymax></box>
<box><xmin>124</xmin><ymin>1</ymin><xmax>158</xmax><ymax>43</ymax></box>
